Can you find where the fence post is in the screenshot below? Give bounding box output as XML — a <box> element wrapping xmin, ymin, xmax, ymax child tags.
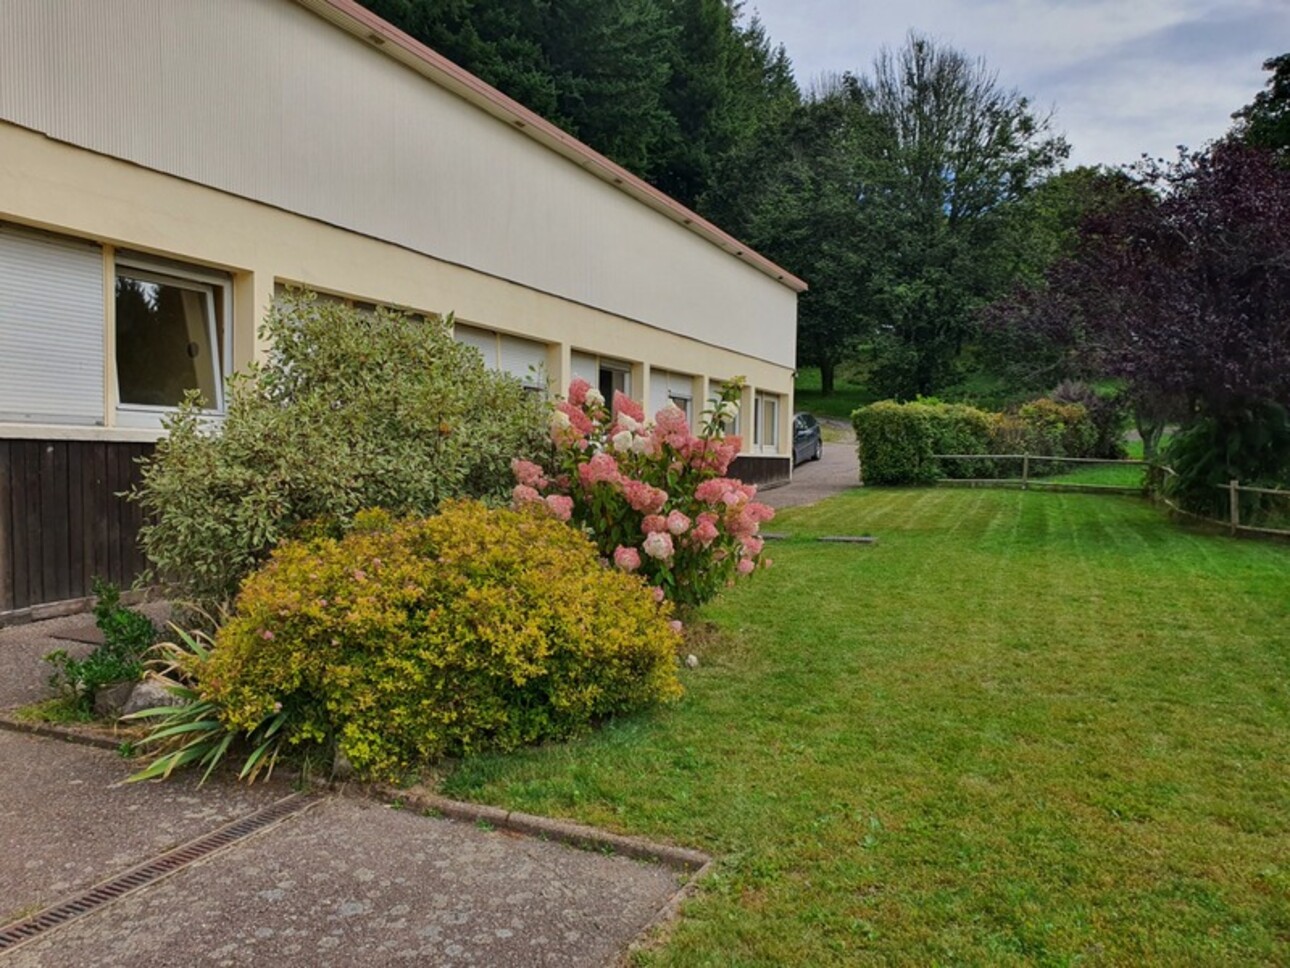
<box><xmin>1021</xmin><ymin>454</ymin><xmax>1030</xmax><ymax>491</ymax></box>
<box><xmin>1229</xmin><ymin>479</ymin><xmax>1240</xmax><ymax>535</ymax></box>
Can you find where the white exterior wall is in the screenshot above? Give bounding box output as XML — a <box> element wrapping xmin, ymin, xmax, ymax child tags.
<box><xmin>0</xmin><ymin>0</ymin><xmax>798</xmax><ymax>368</ymax></box>
<box><xmin>0</xmin><ymin>120</ymin><xmax>795</xmax><ymax>455</ymax></box>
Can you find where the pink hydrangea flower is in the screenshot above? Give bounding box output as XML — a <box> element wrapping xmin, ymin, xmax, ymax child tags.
<box><xmin>556</xmin><ymin>400</ymin><xmax>595</xmax><ymax>437</ymax></box>
<box><xmin>577</xmin><ymin>453</ymin><xmax>622</xmax><ymax>489</ymax></box>
<box><xmin>511</xmin><ymin>458</ymin><xmax>547</xmax><ymax>488</ymax></box>
<box><xmin>684</xmin><ymin>438</ymin><xmax>740</xmax><ymax>475</ymax></box>
<box><xmin>696</xmin><ymin>477</ymin><xmax>751</xmax><ymax>505</ymax></box>
<box><xmin>669</xmin><ymin>619</ymin><xmax>684</xmax><ymax>634</ymax></box>
<box><xmin>567</xmin><ymin>377</ymin><xmax>591</xmax><ymax>407</ymax></box>
<box><xmin>692</xmin><ymin>513</ymin><xmax>719</xmax><ymax>547</ymax></box>
<box><xmin>740</xmin><ymin>535</ymin><xmax>764</xmax><ymax>557</ymax></box>
<box><xmin>726</xmin><ymin>506</ymin><xmax>758</xmax><ymax>538</ymax></box>
<box><xmin>737</xmin><ymin>558</ymin><xmax>756</xmax><ymax>575</ymax></box>
<box><xmin>654</xmin><ymin>403</ymin><xmax>690</xmax><ymax>436</ymax></box>
<box><xmin>612</xmin><ymin>390</ymin><xmax>645</xmax><ymax>424</ymax></box>
<box><xmin>549</xmin><ymin>409</ymin><xmax>582</xmax><ymax>448</ymax></box>
<box><xmin>623</xmin><ymin>479</ymin><xmax>668</xmax><ymax>514</ymax></box>
<box><xmin>641</xmin><ymin>514</ymin><xmax>667</xmax><ymax>535</ymax></box>
<box><xmin>613</xmin><ymin>545</ymin><xmax>641</xmax><ymax>572</ymax></box>
<box><xmin>544</xmin><ymin>494</ymin><xmax>573</xmax><ymax>521</ymax></box>
<box><xmin>642</xmin><ymin>531</ymin><xmax>675</xmax><ymax>560</ymax></box>
<box><xmin>666</xmin><ymin>510</ymin><xmax>691</xmax><ymax>535</ymax></box>
<box><xmin>651</xmin><ymin>586</ymin><xmax>665</xmax><ymax>603</ymax></box>
<box><xmin>512</xmin><ymin>484</ymin><xmax>541</xmax><ymax>506</ymax></box>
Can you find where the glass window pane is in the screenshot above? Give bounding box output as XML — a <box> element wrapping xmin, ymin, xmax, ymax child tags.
<box><xmin>115</xmin><ymin>272</ymin><xmax>220</xmax><ymax>408</ymax></box>
<box><xmin>757</xmin><ymin>392</ymin><xmax>779</xmax><ymax>448</ymax></box>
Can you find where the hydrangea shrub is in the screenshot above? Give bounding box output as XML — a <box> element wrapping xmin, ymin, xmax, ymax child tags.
<box><xmin>512</xmin><ymin>378</ymin><xmax>774</xmax><ymax>609</ymax></box>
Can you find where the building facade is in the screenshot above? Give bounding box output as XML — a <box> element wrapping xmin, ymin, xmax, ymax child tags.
<box><xmin>0</xmin><ymin>0</ymin><xmax>803</xmax><ymax>622</ymax></box>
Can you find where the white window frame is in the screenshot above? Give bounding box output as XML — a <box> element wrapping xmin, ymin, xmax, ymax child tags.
<box><xmin>599</xmin><ymin>358</ymin><xmax>632</xmax><ymax>399</ymax></box>
<box><xmin>113</xmin><ymin>256</ymin><xmax>231</xmax><ymax>427</ymax></box>
<box><xmin>754</xmin><ymin>391</ymin><xmax>781</xmax><ymax>454</ymax></box>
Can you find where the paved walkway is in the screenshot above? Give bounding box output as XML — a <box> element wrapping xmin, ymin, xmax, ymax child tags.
<box><xmin>763</xmin><ymin>425</ymin><xmax>860</xmax><ymax>511</ymax></box>
<box><xmin>0</xmin><ymin>620</ymin><xmax>696</xmax><ymax>966</ymax></box>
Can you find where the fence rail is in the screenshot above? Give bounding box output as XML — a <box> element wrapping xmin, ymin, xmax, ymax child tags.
<box><xmin>931</xmin><ymin>453</ymin><xmax>1290</xmax><ymax>540</ymax></box>
<box><xmin>934</xmin><ymin>453</ymin><xmax>1149</xmax><ymax>494</ymax></box>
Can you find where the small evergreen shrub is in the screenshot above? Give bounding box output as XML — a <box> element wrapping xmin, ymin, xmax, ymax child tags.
<box><xmin>923</xmin><ymin>403</ymin><xmax>997</xmax><ymax>479</ymax></box>
<box><xmin>130</xmin><ymin>292</ymin><xmax>547</xmax><ymax>614</ymax></box>
<box><xmin>1016</xmin><ymin>399</ymin><xmax>1096</xmax><ymax>460</ymax></box>
<box><xmin>46</xmin><ymin>579</ymin><xmax>158</xmax><ymax>712</ymax></box>
<box><xmin>852</xmin><ymin>401</ymin><xmax>937</xmax><ymax>484</ymax></box>
<box><xmin>852</xmin><ymin>400</ymin><xmax>995</xmax><ymax>483</ymax></box>
<box><xmin>1051</xmin><ymin>381</ymin><xmax>1128</xmax><ymax>459</ymax></box>
<box><xmin>162</xmin><ymin>502</ymin><xmax>681</xmax><ymax>781</ymax></box>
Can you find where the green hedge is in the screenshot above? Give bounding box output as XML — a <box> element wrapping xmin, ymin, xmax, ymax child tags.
<box><xmin>852</xmin><ymin>398</ymin><xmax>1100</xmax><ymax>485</ymax></box>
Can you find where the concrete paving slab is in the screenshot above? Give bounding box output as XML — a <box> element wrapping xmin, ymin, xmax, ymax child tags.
<box><xmin>765</xmin><ymin>435</ymin><xmax>861</xmax><ymax>510</ymax></box>
<box><xmin>5</xmin><ymin>796</ymin><xmax>684</xmax><ymax>967</ymax></box>
<box><xmin>0</xmin><ymin>731</ymin><xmax>288</xmax><ymax>922</ymax></box>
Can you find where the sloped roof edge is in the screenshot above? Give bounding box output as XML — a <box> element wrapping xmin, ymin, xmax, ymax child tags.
<box><xmin>297</xmin><ymin>0</ymin><xmax>808</xmax><ymax>293</ymax></box>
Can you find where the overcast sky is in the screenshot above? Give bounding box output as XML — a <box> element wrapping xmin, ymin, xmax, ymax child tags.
<box><xmin>744</xmin><ymin>0</ymin><xmax>1289</xmax><ymax>168</ymax></box>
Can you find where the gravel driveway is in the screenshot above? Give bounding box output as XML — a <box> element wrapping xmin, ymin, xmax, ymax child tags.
<box><xmin>762</xmin><ymin>422</ymin><xmax>860</xmax><ymax>510</ymax></box>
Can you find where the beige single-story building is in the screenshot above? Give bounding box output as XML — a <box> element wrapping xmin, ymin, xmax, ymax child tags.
<box><xmin>0</xmin><ymin>0</ymin><xmax>804</xmax><ymax>622</ymax></box>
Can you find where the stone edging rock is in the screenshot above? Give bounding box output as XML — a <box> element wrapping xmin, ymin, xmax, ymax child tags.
<box><xmin>370</xmin><ymin>784</ymin><xmax>711</xmax><ymax>871</ymax></box>
<box><xmin>0</xmin><ymin>712</ymin><xmax>132</xmax><ymax>751</ymax></box>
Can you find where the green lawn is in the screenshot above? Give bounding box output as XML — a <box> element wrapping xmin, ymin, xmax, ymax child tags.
<box><xmin>441</xmin><ymin>489</ymin><xmax>1290</xmax><ymax>966</ymax></box>
<box><xmin>1036</xmin><ymin>460</ymin><xmax>1147</xmax><ymax>490</ymax></box>
<box><xmin>794</xmin><ymin>366</ymin><xmax>875</xmax><ymax>421</ymax></box>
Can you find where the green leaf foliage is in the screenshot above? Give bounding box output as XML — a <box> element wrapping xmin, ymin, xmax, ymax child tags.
<box><xmin>45</xmin><ymin>579</ymin><xmax>158</xmax><ymax>711</ymax></box>
<box><xmin>1232</xmin><ymin>52</ymin><xmax>1290</xmax><ymax>158</ymax></box>
<box><xmin>136</xmin><ymin>502</ymin><xmax>684</xmax><ymax>783</ymax></box>
<box><xmin>1164</xmin><ymin>402</ymin><xmax>1290</xmax><ymax>522</ymax></box>
<box><xmin>852</xmin><ymin>397</ymin><xmax>1103</xmax><ymax>485</ymax></box>
<box><xmin>129</xmin><ymin>293</ymin><xmax>546</xmax><ymax>613</ymax></box>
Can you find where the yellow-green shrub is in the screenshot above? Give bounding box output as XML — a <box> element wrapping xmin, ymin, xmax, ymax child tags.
<box><xmin>203</xmin><ymin>501</ymin><xmax>683</xmax><ymax>779</ymax></box>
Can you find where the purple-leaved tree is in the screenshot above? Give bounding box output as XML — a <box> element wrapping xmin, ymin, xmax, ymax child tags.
<box><xmin>987</xmin><ymin>142</ymin><xmax>1290</xmax><ymax>462</ymax></box>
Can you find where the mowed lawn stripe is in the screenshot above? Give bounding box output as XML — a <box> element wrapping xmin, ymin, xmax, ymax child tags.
<box><xmin>442</xmin><ymin>488</ymin><xmax>1290</xmax><ymax>966</ymax></box>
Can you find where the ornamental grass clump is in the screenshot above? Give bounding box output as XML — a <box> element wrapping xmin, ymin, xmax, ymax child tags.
<box><xmin>512</xmin><ymin>378</ymin><xmax>774</xmax><ymax>609</ymax></box>
<box><xmin>132</xmin><ymin>501</ymin><xmax>683</xmax><ymax>783</ymax></box>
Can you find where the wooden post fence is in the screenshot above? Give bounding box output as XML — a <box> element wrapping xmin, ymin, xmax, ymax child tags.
<box><xmin>1229</xmin><ymin>479</ymin><xmax>1240</xmax><ymax>536</ymax></box>
<box><xmin>1021</xmin><ymin>454</ymin><xmax>1030</xmax><ymax>490</ymax></box>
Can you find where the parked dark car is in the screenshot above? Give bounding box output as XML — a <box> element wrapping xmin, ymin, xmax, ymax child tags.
<box><xmin>792</xmin><ymin>412</ymin><xmax>822</xmax><ymax>465</ymax></box>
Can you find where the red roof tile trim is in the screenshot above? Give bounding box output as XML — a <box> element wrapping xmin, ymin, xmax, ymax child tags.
<box><xmin>303</xmin><ymin>0</ymin><xmax>808</xmax><ymax>293</ymax></box>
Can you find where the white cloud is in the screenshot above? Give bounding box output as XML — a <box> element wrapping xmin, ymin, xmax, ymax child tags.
<box><xmin>744</xmin><ymin>0</ymin><xmax>1288</xmax><ymax>166</ymax></box>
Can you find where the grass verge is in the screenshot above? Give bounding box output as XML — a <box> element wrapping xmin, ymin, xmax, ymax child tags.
<box><xmin>441</xmin><ymin>488</ymin><xmax>1290</xmax><ymax>966</ymax></box>
<box><xmin>11</xmin><ymin>697</ymin><xmax>95</xmax><ymax>725</ymax></box>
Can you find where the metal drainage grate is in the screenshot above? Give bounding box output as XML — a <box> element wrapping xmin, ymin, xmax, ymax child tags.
<box><xmin>0</xmin><ymin>793</ymin><xmax>316</xmax><ymax>953</ymax></box>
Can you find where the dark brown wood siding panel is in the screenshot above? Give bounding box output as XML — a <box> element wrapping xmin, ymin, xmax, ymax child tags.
<box><xmin>0</xmin><ymin>438</ymin><xmax>154</xmax><ymax>621</ymax></box>
<box><xmin>0</xmin><ymin>441</ymin><xmax>11</xmax><ymax>613</ymax></box>
<box><xmin>730</xmin><ymin>455</ymin><xmax>792</xmax><ymax>490</ymax></box>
